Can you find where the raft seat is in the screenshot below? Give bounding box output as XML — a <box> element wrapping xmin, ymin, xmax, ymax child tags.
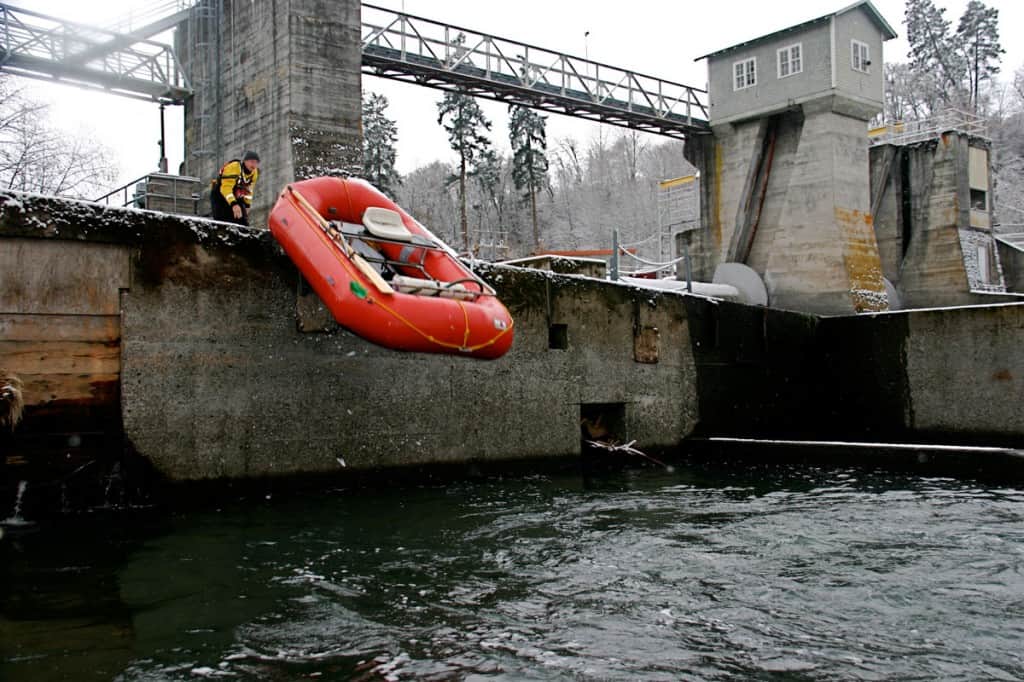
<box><xmin>390</xmin><ymin>274</ymin><xmax>476</xmax><ymax>300</ymax></box>
<box><xmin>363</xmin><ymin>207</ymin><xmax>413</xmax><ymax>242</ymax></box>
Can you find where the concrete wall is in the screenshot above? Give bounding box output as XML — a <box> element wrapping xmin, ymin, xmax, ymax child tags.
<box><xmin>178</xmin><ymin>0</ymin><xmax>363</xmax><ymax>227</ymax></box>
<box><xmin>821</xmin><ymin>305</ymin><xmax>1024</xmax><ymax>446</ymax></box>
<box><xmin>694</xmin><ymin>104</ymin><xmax>888</xmax><ymax>314</ymax></box>
<box><xmin>120</xmin><ymin>251</ymin><xmax>699</xmax><ymax>480</ymax></box>
<box><xmin>0</xmin><ymin>193</ymin><xmax>697</xmax><ymax>481</ymax></box>
<box><xmin>870</xmin><ymin>134</ymin><xmax>1009</xmax><ymax>308</ymax></box>
<box><xmin>997</xmin><ymin>240</ymin><xmax>1024</xmax><ymax>292</ymax></box>
<box><xmin>832</xmin><ymin>7</ymin><xmax>885</xmax><ymax>111</ymax></box>
<box><xmin>3</xmin><ymin>192</ymin><xmax>1024</xmax><ymax>496</ymax></box>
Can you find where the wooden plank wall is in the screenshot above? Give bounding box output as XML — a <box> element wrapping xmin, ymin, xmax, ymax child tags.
<box><xmin>0</xmin><ymin>238</ymin><xmax>130</xmax><ymax>444</ymax></box>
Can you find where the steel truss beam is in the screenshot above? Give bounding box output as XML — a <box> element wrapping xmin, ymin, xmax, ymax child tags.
<box><xmin>361</xmin><ymin>4</ymin><xmax>710</xmax><ymax>139</ymax></box>
<box><xmin>0</xmin><ymin>3</ymin><xmax>191</xmax><ymax>104</ymax></box>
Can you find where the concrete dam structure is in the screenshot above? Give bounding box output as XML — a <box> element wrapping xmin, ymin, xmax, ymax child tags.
<box><xmin>2</xmin><ymin>191</ymin><xmax>1023</xmax><ymax>514</ymax></box>
<box><xmin>2</xmin><ymin>1</ymin><xmax>1024</xmax><ymax>518</ymax></box>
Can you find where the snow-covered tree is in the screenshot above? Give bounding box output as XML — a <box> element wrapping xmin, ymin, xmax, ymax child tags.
<box><xmin>436</xmin><ymin>90</ymin><xmax>493</xmax><ymax>252</ymax></box>
<box><xmin>955</xmin><ymin>1</ymin><xmax>1004</xmax><ymax>114</ymax></box>
<box><xmin>361</xmin><ymin>91</ymin><xmax>400</xmax><ymax>197</ymax></box>
<box><xmin>905</xmin><ymin>0</ymin><xmax>966</xmax><ymax>112</ymax></box>
<box><xmin>508</xmin><ymin>105</ymin><xmax>549</xmax><ymax>251</ymax></box>
<box><xmin>0</xmin><ymin>78</ymin><xmax>116</xmax><ymax>198</ymax></box>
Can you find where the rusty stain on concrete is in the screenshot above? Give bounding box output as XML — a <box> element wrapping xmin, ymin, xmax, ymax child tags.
<box><xmin>836</xmin><ymin>206</ymin><xmax>888</xmax><ymax>313</ymax></box>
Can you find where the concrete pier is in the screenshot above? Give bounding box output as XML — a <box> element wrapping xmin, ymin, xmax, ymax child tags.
<box><xmin>177</xmin><ymin>0</ymin><xmax>363</xmax><ymax>225</ymax></box>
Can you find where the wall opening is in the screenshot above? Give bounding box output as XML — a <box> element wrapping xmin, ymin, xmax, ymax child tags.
<box><xmin>970</xmin><ymin>189</ymin><xmax>987</xmax><ymax>211</ymax></box>
<box><xmin>977</xmin><ymin>245</ymin><xmax>992</xmax><ymax>285</ymax></box>
<box><xmin>580</xmin><ymin>402</ymin><xmax>626</xmax><ymax>444</ymax></box>
<box><xmin>548</xmin><ymin>323</ymin><xmax>568</xmax><ymax>350</ymax></box>
<box><xmin>899</xmin><ymin>149</ymin><xmax>912</xmax><ymax>259</ymax></box>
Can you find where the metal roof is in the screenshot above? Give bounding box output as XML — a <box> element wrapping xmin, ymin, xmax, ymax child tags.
<box><xmin>694</xmin><ymin>1</ymin><xmax>898</xmax><ymax>62</ymax></box>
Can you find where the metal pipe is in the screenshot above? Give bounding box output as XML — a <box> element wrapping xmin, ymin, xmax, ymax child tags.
<box><xmin>158</xmin><ymin>102</ymin><xmax>168</xmax><ymax>172</ymax></box>
<box><xmin>682</xmin><ymin>243</ymin><xmax>693</xmax><ymax>293</ymax></box>
<box><xmin>610</xmin><ymin>229</ymin><xmax>619</xmax><ymax>281</ymax></box>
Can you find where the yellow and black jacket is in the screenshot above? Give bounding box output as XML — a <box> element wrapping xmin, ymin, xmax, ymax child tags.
<box><xmin>213</xmin><ymin>160</ymin><xmax>259</xmax><ymax>208</ymax></box>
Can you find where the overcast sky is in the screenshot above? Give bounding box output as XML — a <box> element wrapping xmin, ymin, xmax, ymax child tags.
<box><xmin>12</xmin><ymin>0</ymin><xmax>1024</xmax><ymax>192</ymax></box>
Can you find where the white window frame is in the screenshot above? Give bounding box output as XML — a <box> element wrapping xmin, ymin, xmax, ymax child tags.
<box><xmin>851</xmin><ymin>39</ymin><xmax>870</xmax><ymax>73</ymax></box>
<box><xmin>733</xmin><ymin>57</ymin><xmax>757</xmax><ymax>91</ymax></box>
<box><xmin>777</xmin><ymin>43</ymin><xmax>803</xmax><ymax>79</ymax></box>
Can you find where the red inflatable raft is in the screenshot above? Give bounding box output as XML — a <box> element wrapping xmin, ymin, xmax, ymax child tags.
<box><xmin>268</xmin><ymin>177</ymin><xmax>514</xmax><ymax>360</ymax></box>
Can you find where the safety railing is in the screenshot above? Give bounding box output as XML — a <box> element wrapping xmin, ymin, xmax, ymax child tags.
<box><xmin>94</xmin><ymin>172</ymin><xmax>201</xmax><ymax>215</ymax></box>
<box><xmin>869</xmin><ymin>109</ymin><xmax>988</xmax><ymax>146</ymax></box>
<box><xmin>361</xmin><ymin>4</ymin><xmax>709</xmax><ymax>138</ymax></box>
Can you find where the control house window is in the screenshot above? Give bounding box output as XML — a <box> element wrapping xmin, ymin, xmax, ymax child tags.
<box><xmin>733</xmin><ymin>57</ymin><xmax>757</xmax><ymax>90</ymax></box>
<box><xmin>777</xmin><ymin>43</ymin><xmax>802</xmax><ymax>78</ymax></box>
<box><xmin>852</xmin><ymin>39</ymin><xmax>870</xmax><ymax>73</ymax></box>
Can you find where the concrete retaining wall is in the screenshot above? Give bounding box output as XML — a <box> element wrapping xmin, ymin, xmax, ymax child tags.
<box><xmin>0</xmin><ymin>192</ymin><xmax>698</xmax><ymax>481</ymax></box>
<box><xmin>820</xmin><ymin>304</ymin><xmax>1024</xmax><ymax>446</ymax></box>
<box><xmin>121</xmin><ymin>250</ymin><xmax>699</xmax><ymax>480</ymax></box>
<box><xmin>2</xmin><ymin>192</ymin><xmax>1023</xmax><ymax>492</ymax></box>
<box><xmin>870</xmin><ymin>135</ymin><xmax>1011</xmax><ymax>308</ymax></box>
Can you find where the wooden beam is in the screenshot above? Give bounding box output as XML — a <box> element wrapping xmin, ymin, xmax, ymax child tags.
<box><xmin>0</xmin><ymin>314</ymin><xmax>120</xmax><ymax>343</ymax></box>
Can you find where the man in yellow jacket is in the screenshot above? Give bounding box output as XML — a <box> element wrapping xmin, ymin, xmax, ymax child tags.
<box><xmin>211</xmin><ymin>150</ymin><xmax>260</xmax><ymax>226</ymax></box>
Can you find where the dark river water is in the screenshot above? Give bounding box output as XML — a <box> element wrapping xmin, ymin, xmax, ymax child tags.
<box><xmin>2</xmin><ymin>458</ymin><xmax>1024</xmax><ymax>681</ymax></box>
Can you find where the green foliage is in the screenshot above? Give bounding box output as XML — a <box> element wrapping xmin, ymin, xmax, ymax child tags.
<box><xmin>508</xmin><ymin>105</ymin><xmax>549</xmax><ymax>250</ymax></box>
<box><xmin>436</xmin><ymin>91</ymin><xmax>493</xmax><ymax>168</ymax></box>
<box><xmin>508</xmin><ymin>105</ymin><xmax>549</xmax><ymax>198</ymax></box>
<box><xmin>955</xmin><ymin>0</ymin><xmax>1004</xmax><ymax>112</ymax></box>
<box><xmin>471</xmin><ymin>147</ymin><xmax>502</xmax><ymax>204</ymax></box>
<box><xmin>436</xmin><ymin>90</ymin><xmax>494</xmax><ymax>252</ymax></box>
<box><xmin>361</xmin><ymin>92</ymin><xmax>400</xmax><ymax>197</ymax></box>
<box><xmin>904</xmin><ymin>0</ymin><xmax>965</xmax><ymax>110</ymax></box>
<box><xmin>903</xmin><ymin>0</ymin><xmax>1004</xmax><ymax>114</ymax></box>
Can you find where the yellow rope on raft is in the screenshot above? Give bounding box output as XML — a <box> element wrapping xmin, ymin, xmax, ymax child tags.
<box><xmin>286</xmin><ymin>188</ymin><xmax>514</xmax><ymax>353</ymax></box>
<box><xmin>368</xmin><ymin>295</ymin><xmax>514</xmax><ymax>352</ymax></box>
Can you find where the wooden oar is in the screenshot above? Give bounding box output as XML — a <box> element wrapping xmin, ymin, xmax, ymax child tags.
<box><xmin>287</xmin><ymin>185</ymin><xmax>394</xmax><ymax>295</ymax></box>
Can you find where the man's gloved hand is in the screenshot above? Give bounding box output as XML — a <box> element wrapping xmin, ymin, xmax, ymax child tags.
<box><xmin>232</xmin><ymin>203</ymin><xmax>243</xmax><ymax>219</ymax></box>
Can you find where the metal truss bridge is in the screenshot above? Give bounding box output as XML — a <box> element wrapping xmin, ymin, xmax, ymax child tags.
<box><xmin>0</xmin><ymin>2</ymin><xmax>709</xmax><ymax>138</ymax></box>
<box><xmin>0</xmin><ymin>2</ymin><xmax>190</xmax><ymax>103</ymax></box>
<box><xmin>361</xmin><ymin>4</ymin><xmax>709</xmax><ymax>139</ymax></box>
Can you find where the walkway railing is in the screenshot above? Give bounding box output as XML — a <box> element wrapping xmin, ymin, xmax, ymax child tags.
<box><xmin>361</xmin><ymin>4</ymin><xmax>709</xmax><ymax>139</ymax></box>
<box><xmin>94</xmin><ymin>172</ymin><xmax>201</xmax><ymax>215</ymax></box>
<box><xmin>868</xmin><ymin>109</ymin><xmax>988</xmax><ymax>146</ymax></box>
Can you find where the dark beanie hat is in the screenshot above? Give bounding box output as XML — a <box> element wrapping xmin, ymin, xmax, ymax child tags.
<box><xmin>243</xmin><ymin>150</ymin><xmax>260</xmax><ymax>162</ymax></box>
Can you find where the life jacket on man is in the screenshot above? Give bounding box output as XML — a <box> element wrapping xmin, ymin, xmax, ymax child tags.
<box><xmin>210</xmin><ymin>150</ymin><xmax>260</xmax><ymax>226</ymax></box>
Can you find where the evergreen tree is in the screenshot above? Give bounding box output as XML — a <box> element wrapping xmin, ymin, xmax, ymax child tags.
<box><xmin>469</xmin><ymin>147</ymin><xmax>505</xmax><ymax>257</ymax></box>
<box><xmin>955</xmin><ymin>1</ymin><xmax>1004</xmax><ymax>114</ymax></box>
<box><xmin>905</xmin><ymin>0</ymin><xmax>965</xmax><ymax>111</ymax></box>
<box><xmin>436</xmin><ymin>90</ymin><xmax>493</xmax><ymax>252</ymax></box>
<box><xmin>471</xmin><ymin>147</ymin><xmax>502</xmax><ymax>215</ymax></box>
<box><xmin>361</xmin><ymin>92</ymin><xmax>400</xmax><ymax>197</ymax></box>
<box><xmin>508</xmin><ymin>104</ymin><xmax>549</xmax><ymax>252</ymax></box>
